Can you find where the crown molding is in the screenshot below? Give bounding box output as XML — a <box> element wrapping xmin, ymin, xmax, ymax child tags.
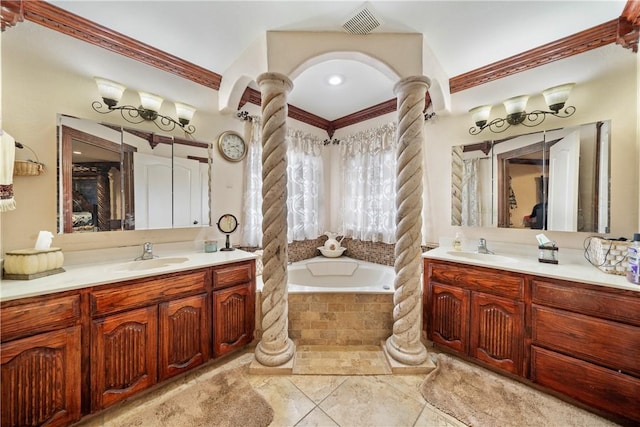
<box><xmin>450</xmin><ymin>19</ymin><xmax>619</xmax><ymax>93</ymax></box>
<box><xmin>617</xmin><ymin>0</ymin><xmax>640</xmax><ymax>52</ymax></box>
<box><xmin>1</xmin><ymin>1</ymin><xmax>23</xmax><ymax>31</ymax></box>
<box><xmin>22</xmin><ymin>0</ymin><xmax>221</xmax><ymax>89</ymax></box>
<box><xmin>19</xmin><ymin>1</ymin><xmax>632</xmax><ymax>136</ymax></box>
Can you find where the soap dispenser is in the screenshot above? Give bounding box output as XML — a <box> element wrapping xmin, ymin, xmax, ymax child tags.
<box><xmin>452</xmin><ymin>233</ymin><xmax>462</xmax><ymax>251</ymax></box>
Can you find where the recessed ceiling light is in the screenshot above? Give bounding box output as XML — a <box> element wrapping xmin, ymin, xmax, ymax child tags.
<box><xmin>327</xmin><ymin>75</ymin><xmax>344</xmax><ymax>86</ymax></box>
<box><xmin>73</xmin><ymin>150</ymin><xmax>82</xmax><ymax>155</ymax></box>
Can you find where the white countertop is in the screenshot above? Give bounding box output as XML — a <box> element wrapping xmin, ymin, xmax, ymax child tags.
<box><xmin>423</xmin><ymin>240</ymin><xmax>640</xmax><ymax>293</ymax></box>
<box><xmin>0</xmin><ymin>242</ymin><xmax>256</xmax><ymax>302</ymax></box>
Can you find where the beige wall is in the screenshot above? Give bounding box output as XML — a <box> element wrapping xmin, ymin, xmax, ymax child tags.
<box><xmin>422</xmin><ymin>54</ymin><xmax>639</xmax><ymax>249</ymax></box>
<box><xmin>2</xmin><ymin>24</ymin><xmax>638</xmax><ymax>256</ymax></box>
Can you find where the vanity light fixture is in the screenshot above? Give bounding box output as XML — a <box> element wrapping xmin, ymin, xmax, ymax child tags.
<box><xmin>468</xmin><ymin>83</ymin><xmax>576</xmax><ymax>135</ymax></box>
<box><xmin>91</xmin><ymin>77</ymin><xmax>196</xmax><ymax>135</ymax></box>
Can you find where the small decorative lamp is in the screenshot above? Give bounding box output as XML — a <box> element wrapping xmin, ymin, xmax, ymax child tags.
<box><xmin>95</xmin><ymin>77</ymin><xmax>126</xmax><ymax>108</ymax></box>
<box><xmin>469</xmin><ymin>105</ymin><xmax>492</xmax><ymax>128</ymax></box>
<box><xmin>175</xmin><ymin>102</ymin><xmax>196</xmax><ymax>126</ymax></box>
<box><xmin>503</xmin><ymin>95</ymin><xmax>529</xmax><ymax>125</ymax></box>
<box><xmin>542</xmin><ymin>83</ymin><xmax>575</xmax><ymax>112</ymax></box>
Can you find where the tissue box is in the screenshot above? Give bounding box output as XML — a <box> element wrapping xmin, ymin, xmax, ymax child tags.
<box><xmin>3</xmin><ymin>248</ymin><xmax>65</xmax><ymax>280</ymax></box>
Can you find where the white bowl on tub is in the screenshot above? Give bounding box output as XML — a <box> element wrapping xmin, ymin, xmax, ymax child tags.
<box><xmin>317</xmin><ymin>246</ymin><xmax>347</xmax><ymax>258</ymax></box>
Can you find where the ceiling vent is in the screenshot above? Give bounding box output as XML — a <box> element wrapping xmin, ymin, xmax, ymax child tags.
<box><xmin>342</xmin><ymin>4</ymin><xmax>383</xmax><ymax>35</ymax></box>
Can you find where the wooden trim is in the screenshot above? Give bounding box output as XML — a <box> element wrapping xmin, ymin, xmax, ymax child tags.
<box><xmin>617</xmin><ymin>0</ymin><xmax>640</xmax><ymax>52</ymax></box>
<box><xmin>621</xmin><ymin>0</ymin><xmax>640</xmax><ymax>25</ymax></box>
<box><xmin>450</xmin><ymin>20</ymin><xmax>619</xmax><ymax>93</ymax></box>
<box><xmin>22</xmin><ymin>0</ymin><xmax>221</xmax><ymax>89</ymax></box>
<box><xmin>238</xmin><ymin>87</ymin><xmax>262</xmax><ymax>109</ymax></box>
<box><xmin>1</xmin><ymin>0</ymin><xmax>24</xmax><ymax>31</ymax></box>
<box><xmin>288</xmin><ymin>104</ymin><xmax>331</xmax><ymax>131</ymax></box>
<box><xmin>23</xmin><ymin>1</ymin><xmax>631</xmax><ymax>134</ymax></box>
<box><xmin>332</xmin><ymin>98</ymin><xmax>397</xmax><ymax>131</ymax></box>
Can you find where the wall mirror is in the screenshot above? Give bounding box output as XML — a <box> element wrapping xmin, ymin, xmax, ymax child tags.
<box><xmin>451</xmin><ymin>120</ymin><xmax>610</xmax><ymax>233</ymax></box>
<box><xmin>57</xmin><ymin>115</ymin><xmax>211</xmax><ymax>234</ymax></box>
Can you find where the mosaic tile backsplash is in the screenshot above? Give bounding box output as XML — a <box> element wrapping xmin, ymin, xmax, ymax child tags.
<box><xmin>240</xmin><ymin>237</ymin><xmax>436</xmax><ymax>266</ymax></box>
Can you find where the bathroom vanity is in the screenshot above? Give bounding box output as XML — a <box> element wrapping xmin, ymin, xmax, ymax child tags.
<box><xmin>0</xmin><ymin>251</ymin><xmax>255</xmax><ymax>427</ymax></box>
<box><xmin>423</xmin><ymin>248</ymin><xmax>640</xmax><ymax>425</ymax></box>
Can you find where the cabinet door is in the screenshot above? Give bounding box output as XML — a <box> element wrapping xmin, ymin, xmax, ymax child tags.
<box><xmin>91</xmin><ymin>306</ymin><xmax>158</xmax><ymax>410</ymax></box>
<box><xmin>159</xmin><ymin>293</ymin><xmax>210</xmax><ymax>381</ymax></box>
<box><xmin>429</xmin><ymin>282</ymin><xmax>470</xmax><ymax>354</ymax></box>
<box><xmin>213</xmin><ymin>283</ymin><xmax>254</xmax><ymax>356</ymax></box>
<box><xmin>470</xmin><ymin>292</ymin><xmax>524</xmax><ymax>375</ymax></box>
<box><xmin>1</xmin><ymin>327</ymin><xmax>81</xmax><ymax>427</ymax></box>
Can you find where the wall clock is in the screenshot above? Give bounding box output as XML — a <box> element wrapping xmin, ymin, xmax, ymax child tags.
<box><xmin>217</xmin><ymin>131</ymin><xmax>247</xmax><ymax>162</ymax></box>
<box><xmin>217</xmin><ymin>213</ymin><xmax>238</xmax><ymax>251</ymax></box>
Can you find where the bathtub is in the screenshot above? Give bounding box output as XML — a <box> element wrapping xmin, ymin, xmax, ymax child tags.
<box><xmin>288</xmin><ymin>257</ymin><xmax>395</xmax><ymax>293</ymax></box>
<box><xmin>255</xmin><ymin>256</ymin><xmax>396</xmax><ymax>345</ymax></box>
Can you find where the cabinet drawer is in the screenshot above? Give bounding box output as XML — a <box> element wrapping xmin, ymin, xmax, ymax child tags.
<box><xmin>532</xmin><ymin>279</ymin><xmax>640</xmax><ymax>326</ymax></box>
<box><xmin>531</xmin><ymin>346</ymin><xmax>640</xmax><ymax>423</ymax></box>
<box><xmin>428</xmin><ymin>262</ymin><xmax>524</xmax><ymax>300</ymax></box>
<box><xmin>1</xmin><ymin>294</ymin><xmax>80</xmax><ymax>342</ymax></box>
<box><xmin>213</xmin><ymin>261</ymin><xmax>253</xmax><ymax>290</ymax></box>
<box><xmin>91</xmin><ymin>270</ymin><xmax>208</xmax><ymax>316</ymax></box>
<box><xmin>532</xmin><ymin>305</ymin><xmax>640</xmax><ymax>376</ymax></box>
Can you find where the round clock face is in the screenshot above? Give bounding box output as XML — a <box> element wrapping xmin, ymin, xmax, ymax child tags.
<box><xmin>218</xmin><ymin>131</ymin><xmax>247</xmax><ymax>162</ymax></box>
<box><xmin>217</xmin><ymin>213</ymin><xmax>238</xmax><ymax>234</ymax></box>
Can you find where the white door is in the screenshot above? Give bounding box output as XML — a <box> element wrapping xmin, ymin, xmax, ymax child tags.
<box><xmin>547</xmin><ymin>131</ymin><xmax>580</xmax><ymax>231</ymax></box>
<box><xmin>173</xmin><ymin>157</ymin><xmax>202</xmax><ymax>227</ymax></box>
<box><xmin>134</xmin><ymin>152</ymin><xmax>172</xmax><ymax>229</ymax></box>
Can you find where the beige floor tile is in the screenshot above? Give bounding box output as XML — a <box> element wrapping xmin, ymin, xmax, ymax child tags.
<box><xmin>319</xmin><ymin>376</ymin><xmax>425</xmax><ymax>426</ymax></box>
<box><xmin>414</xmin><ymin>404</ymin><xmax>467</xmax><ymax>427</ymax></box>
<box><xmin>288</xmin><ymin>375</ymin><xmax>349</xmax><ymax>403</ymax></box>
<box><xmin>295</xmin><ymin>407</ymin><xmax>340</xmax><ymax>427</ymax></box>
<box><xmin>376</xmin><ymin>374</ymin><xmax>428</xmax><ymax>405</ymax></box>
<box><xmin>251</xmin><ymin>376</ymin><xmax>316</xmax><ymax>426</ymax></box>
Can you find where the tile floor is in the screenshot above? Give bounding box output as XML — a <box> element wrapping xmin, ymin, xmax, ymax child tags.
<box><xmin>79</xmin><ymin>346</ymin><xmax>465</xmax><ymax>427</ymax></box>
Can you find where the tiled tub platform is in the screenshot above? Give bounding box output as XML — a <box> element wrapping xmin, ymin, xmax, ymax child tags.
<box><xmin>288</xmin><ymin>293</ymin><xmax>394</xmax><ymax>346</ymax></box>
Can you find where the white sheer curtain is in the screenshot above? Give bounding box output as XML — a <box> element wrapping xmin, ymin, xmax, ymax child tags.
<box><xmin>241</xmin><ymin>123</ymin><xmax>324</xmax><ymax>246</ymax></box>
<box><xmin>340</xmin><ymin>122</ymin><xmax>397</xmax><ymax>243</ymax></box>
<box><xmin>241</xmin><ymin>117</ymin><xmax>263</xmax><ymax>247</ymax></box>
<box><xmin>461</xmin><ymin>158</ymin><xmax>480</xmax><ymax>226</ymax></box>
<box><xmin>287</xmin><ymin>130</ymin><xmax>323</xmax><ymax>242</ymax></box>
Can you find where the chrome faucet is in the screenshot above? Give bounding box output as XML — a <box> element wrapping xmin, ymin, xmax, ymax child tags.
<box><xmin>477</xmin><ymin>238</ymin><xmax>494</xmax><ymax>254</ymax></box>
<box><xmin>136</xmin><ymin>242</ymin><xmax>156</xmax><ymax>260</ymax></box>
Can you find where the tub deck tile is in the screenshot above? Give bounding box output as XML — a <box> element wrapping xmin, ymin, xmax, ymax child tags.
<box><xmin>293</xmin><ymin>345</ymin><xmax>392</xmax><ymax>375</ymax></box>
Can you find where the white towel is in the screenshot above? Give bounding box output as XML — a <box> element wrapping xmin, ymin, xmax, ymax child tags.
<box><xmin>0</xmin><ymin>130</ymin><xmax>17</xmax><ymax>212</ymax></box>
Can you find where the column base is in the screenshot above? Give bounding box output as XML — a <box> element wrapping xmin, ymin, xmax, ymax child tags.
<box><xmin>381</xmin><ymin>340</ymin><xmax>436</xmax><ymax>374</ymax></box>
<box><xmin>253</xmin><ymin>338</ymin><xmax>296</xmax><ymax>368</ymax></box>
<box><xmin>249</xmin><ymin>354</ymin><xmax>294</xmax><ymax>375</ymax></box>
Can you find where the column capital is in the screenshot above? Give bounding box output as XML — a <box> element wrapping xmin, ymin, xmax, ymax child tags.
<box><xmin>393</xmin><ymin>75</ymin><xmax>431</xmax><ymax>96</ymax></box>
<box><xmin>257</xmin><ymin>72</ymin><xmax>294</xmax><ymax>93</ymax></box>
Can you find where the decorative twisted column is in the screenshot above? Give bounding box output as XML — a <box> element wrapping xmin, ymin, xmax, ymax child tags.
<box><xmin>385</xmin><ymin>76</ymin><xmax>431</xmax><ymax>366</ymax></box>
<box><xmin>254</xmin><ymin>72</ymin><xmax>296</xmax><ymax>367</ymax></box>
<box><xmin>451</xmin><ymin>145</ymin><xmax>463</xmax><ymax>225</ymax></box>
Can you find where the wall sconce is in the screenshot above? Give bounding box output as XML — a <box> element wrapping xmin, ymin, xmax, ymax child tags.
<box><xmin>468</xmin><ymin>83</ymin><xmax>576</xmax><ymax>135</ymax></box>
<box><xmin>92</xmin><ymin>77</ymin><xmax>196</xmax><ymax>134</ymax></box>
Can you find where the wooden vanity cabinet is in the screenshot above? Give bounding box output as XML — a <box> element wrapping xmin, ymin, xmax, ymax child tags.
<box><xmin>425</xmin><ymin>257</ymin><xmax>640</xmax><ymax>424</ymax></box>
<box><xmin>89</xmin><ymin>269</ymin><xmax>210</xmax><ymax>410</ymax></box>
<box><xmin>159</xmin><ymin>293</ymin><xmax>210</xmax><ymax>381</ymax></box>
<box><xmin>530</xmin><ymin>278</ymin><xmax>640</xmax><ymax>423</ymax></box>
<box><xmin>425</xmin><ymin>259</ymin><xmax>525</xmax><ymax>376</ymax></box>
<box><xmin>212</xmin><ymin>261</ymin><xmax>255</xmax><ymax>356</ymax></box>
<box><xmin>1</xmin><ymin>259</ymin><xmax>256</xmax><ymax>425</ymax></box>
<box><xmin>0</xmin><ymin>294</ymin><xmax>82</xmax><ymax>427</ymax></box>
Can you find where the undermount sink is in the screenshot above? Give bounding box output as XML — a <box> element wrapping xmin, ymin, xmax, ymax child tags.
<box><xmin>115</xmin><ymin>257</ymin><xmax>190</xmax><ymax>272</ymax></box>
<box><xmin>446</xmin><ymin>251</ymin><xmax>518</xmax><ymax>264</ymax></box>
